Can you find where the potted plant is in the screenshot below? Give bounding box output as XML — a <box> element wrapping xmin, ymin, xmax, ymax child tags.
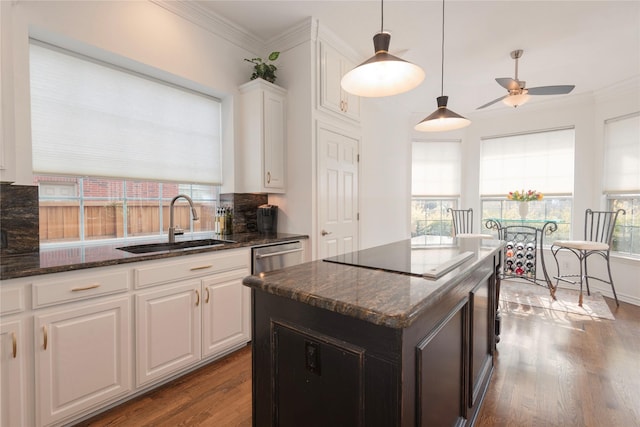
<box><xmin>244</xmin><ymin>51</ymin><xmax>280</xmax><ymax>84</ymax></box>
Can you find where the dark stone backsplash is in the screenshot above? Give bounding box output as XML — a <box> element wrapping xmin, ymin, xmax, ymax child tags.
<box><xmin>0</xmin><ymin>183</ymin><xmax>40</xmax><ymax>256</ymax></box>
<box><xmin>220</xmin><ymin>193</ymin><xmax>268</xmax><ymax>233</ymax></box>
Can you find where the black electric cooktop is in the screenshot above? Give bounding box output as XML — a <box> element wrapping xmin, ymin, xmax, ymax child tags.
<box><xmin>323</xmin><ymin>240</ymin><xmax>476</xmax><ymax>279</ymax></box>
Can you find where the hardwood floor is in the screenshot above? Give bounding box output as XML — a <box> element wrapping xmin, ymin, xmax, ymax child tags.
<box><xmin>77</xmin><ymin>297</ymin><xmax>640</xmax><ymax>427</ymax></box>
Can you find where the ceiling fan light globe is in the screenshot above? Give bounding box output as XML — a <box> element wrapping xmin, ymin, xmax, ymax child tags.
<box><xmin>503</xmin><ymin>92</ymin><xmax>531</xmax><ymax>108</ymax></box>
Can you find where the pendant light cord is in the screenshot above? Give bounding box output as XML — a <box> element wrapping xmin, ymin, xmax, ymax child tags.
<box><xmin>440</xmin><ymin>0</ymin><xmax>445</xmax><ymax>97</ymax></box>
<box><xmin>380</xmin><ymin>0</ymin><xmax>384</xmax><ymax>33</ymax></box>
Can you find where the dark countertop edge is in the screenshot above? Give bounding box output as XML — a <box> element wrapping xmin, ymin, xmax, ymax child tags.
<box><xmin>1</xmin><ymin>233</ymin><xmax>308</xmax><ymax>280</ymax></box>
<box><xmin>243</xmin><ymin>244</ymin><xmax>503</xmax><ymax>329</ymax></box>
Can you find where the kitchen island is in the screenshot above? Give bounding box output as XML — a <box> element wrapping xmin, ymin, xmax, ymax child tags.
<box><xmin>243</xmin><ymin>238</ymin><xmax>503</xmax><ymax>427</ymax></box>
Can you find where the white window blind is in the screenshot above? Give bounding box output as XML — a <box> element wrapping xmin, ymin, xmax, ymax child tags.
<box><xmin>480</xmin><ymin>128</ymin><xmax>575</xmax><ymax>196</ymax></box>
<box><xmin>604</xmin><ymin>112</ymin><xmax>640</xmax><ymax>194</ymax></box>
<box><xmin>29</xmin><ymin>41</ymin><xmax>222</xmax><ymax>184</ymax></box>
<box><xmin>412</xmin><ymin>141</ymin><xmax>461</xmax><ymax>196</ymax></box>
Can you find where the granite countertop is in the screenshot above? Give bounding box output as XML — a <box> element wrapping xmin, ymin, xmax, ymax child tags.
<box><xmin>243</xmin><ymin>238</ymin><xmax>503</xmax><ymax>329</ymax></box>
<box><xmin>1</xmin><ymin>232</ymin><xmax>307</xmax><ymax>280</ymax></box>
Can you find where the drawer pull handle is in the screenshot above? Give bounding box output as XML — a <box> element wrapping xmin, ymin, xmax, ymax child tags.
<box><xmin>195</xmin><ymin>289</ymin><xmax>200</xmax><ymax>306</ymax></box>
<box><xmin>71</xmin><ymin>283</ymin><xmax>101</xmax><ymax>292</ymax></box>
<box><xmin>190</xmin><ymin>265</ymin><xmax>212</xmax><ymax>271</ymax></box>
<box><xmin>12</xmin><ymin>332</ymin><xmax>17</xmax><ymax>358</ymax></box>
<box><xmin>43</xmin><ymin>326</ymin><xmax>48</xmax><ymax>351</ymax></box>
<box><xmin>205</xmin><ymin>288</ymin><xmax>210</xmax><ymax>304</ymax></box>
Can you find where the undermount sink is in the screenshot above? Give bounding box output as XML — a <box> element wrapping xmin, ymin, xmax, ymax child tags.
<box><xmin>117</xmin><ymin>238</ymin><xmax>235</xmax><ymax>254</ymax></box>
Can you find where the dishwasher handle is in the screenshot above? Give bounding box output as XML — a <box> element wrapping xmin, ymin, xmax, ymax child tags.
<box><xmin>254</xmin><ymin>247</ymin><xmax>303</xmax><ymax>260</ymax></box>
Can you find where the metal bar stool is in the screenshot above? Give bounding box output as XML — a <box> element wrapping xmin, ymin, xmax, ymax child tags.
<box><xmin>550</xmin><ymin>209</ymin><xmax>625</xmax><ymax>306</ymax></box>
<box><xmin>447</xmin><ymin>208</ymin><xmax>493</xmax><ymax>238</ymax></box>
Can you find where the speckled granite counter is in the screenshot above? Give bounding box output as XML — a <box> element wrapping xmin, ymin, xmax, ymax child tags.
<box><xmin>246</xmin><ymin>238</ymin><xmax>503</xmax><ymax>426</ymax></box>
<box><xmin>243</xmin><ymin>238</ymin><xmax>503</xmax><ymax>328</ymax></box>
<box><xmin>1</xmin><ymin>232</ymin><xmax>307</xmax><ymax>280</ymax></box>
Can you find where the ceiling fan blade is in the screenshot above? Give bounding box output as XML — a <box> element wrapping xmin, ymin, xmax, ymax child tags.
<box><xmin>477</xmin><ymin>95</ymin><xmax>507</xmax><ymax>110</ymax></box>
<box><xmin>496</xmin><ymin>78</ymin><xmax>520</xmax><ymax>91</ymax></box>
<box><xmin>527</xmin><ymin>85</ymin><xmax>575</xmax><ymax>95</ymax></box>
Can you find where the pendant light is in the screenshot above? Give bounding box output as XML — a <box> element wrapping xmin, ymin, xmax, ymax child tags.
<box><xmin>341</xmin><ymin>0</ymin><xmax>425</xmax><ymax>97</ymax></box>
<box><xmin>415</xmin><ymin>0</ymin><xmax>470</xmax><ymax>132</ymax></box>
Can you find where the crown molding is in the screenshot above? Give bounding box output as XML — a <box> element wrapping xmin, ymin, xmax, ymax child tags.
<box><xmin>266</xmin><ymin>17</ymin><xmax>315</xmax><ymax>54</ymax></box>
<box><xmin>150</xmin><ymin>0</ymin><xmax>264</xmax><ymax>54</ymax></box>
<box><xmin>593</xmin><ymin>75</ymin><xmax>640</xmax><ymax>103</ymax></box>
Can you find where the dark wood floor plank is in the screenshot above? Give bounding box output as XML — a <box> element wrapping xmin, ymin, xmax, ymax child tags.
<box><xmin>77</xmin><ymin>296</ymin><xmax>640</xmax><ymax>427</ymax></box>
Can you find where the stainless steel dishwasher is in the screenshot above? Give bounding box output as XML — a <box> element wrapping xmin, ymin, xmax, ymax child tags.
<box><xmin>252</xmin><ymin>240</ymin><xmax>304</xmax><ymax>274</ymax></box>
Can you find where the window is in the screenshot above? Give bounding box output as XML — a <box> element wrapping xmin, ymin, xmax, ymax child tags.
<box><xmin>29</xmin><ymin>40</ymin><xmax>222</xmax><ymax>184</ymax></box>
<box><xmin>604</xmin><ymin>112</ymin><xmax>640</xmax><ymax>256</ymax></box>
<box><xmin>479</xmin><ymin>128</ymin><xmax>575</xmax><ymax>240</ymax></box>
<box><xmin>35</xmin><ymin>175</ymin><xmax>218</xmax><ymax>245</ymax></box>
<box><xmin>29</xmin><ymin>40</ymin><xmax>223</xmax><ymax>245</ymax></box>
<box><xmin>411</xmin><ymin>141</ymin><xmax>461</xmax><ymax>246</ymax></box>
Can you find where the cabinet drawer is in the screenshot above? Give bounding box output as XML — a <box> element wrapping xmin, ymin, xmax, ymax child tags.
<box><xmin>32</xmin><ymin>270</ymin><xmax>130</xmax><ymax>308</ymax></box>
<box><xmin>0</xmin><ymin>286</ymin><xmax>26</xmax><ymax>316</ymax></box>
<box><xmin>134</xmin><ymin>250</ymin><xmax>249</xmax><ymax>289</ymax></box>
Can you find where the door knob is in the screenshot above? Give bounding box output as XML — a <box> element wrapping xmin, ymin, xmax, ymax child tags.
<box><xmin>321</xmin><ymin>230</ymin><xmax>332</xmax><ymax>236</ymax></box>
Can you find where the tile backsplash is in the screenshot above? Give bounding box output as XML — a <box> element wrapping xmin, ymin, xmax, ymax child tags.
<box><xmin>220</xmin><ymin>193</ymin><xmax>268</xmax><ymax>234</ymax></box>
<box><xmin>0</xmin><ymin>183</ymin><xmax>39</xmax><ymax>256</ymax></box>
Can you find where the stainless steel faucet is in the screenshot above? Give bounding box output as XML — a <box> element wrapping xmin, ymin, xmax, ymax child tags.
<box><xmin>168</xmin><ymin>194</ymin><xmax>199</xmax><ymax>243</ymax></box>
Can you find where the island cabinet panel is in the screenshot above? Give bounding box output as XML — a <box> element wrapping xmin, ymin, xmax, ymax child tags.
<box><xmin>416</xmin><ymin>300</ymin><xmax>468</xmax><ymax>427</ymax></box>
<box><xmin>273</xmin><ymin>322</ymin><xmax>364</xmax><ymax>427</ymax></box>
<box><xmin>469</xmin><ymin>271</ymin><xmax>495</xmax><ymax>409</ymax></box>
<box><xmin>252</xmin><ymin>292</ymin><xmax>401</xmax><ymax>427</ymax></box>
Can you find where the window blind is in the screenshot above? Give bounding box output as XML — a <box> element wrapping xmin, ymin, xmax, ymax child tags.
<box><xmin>603</xmin><ymin>112</ymin><xmax>640</xmax><ymax>194</ymax></box>
<box><xmin>412</xmin><ymin>141</ymin><xmax>461</xmax><ymax>196</ymax></box>
<box><xmin>29</xmin><ymin>41</ymin><xmax>222</xmax><ymax>184</ymax></box>
<box><xmin>480</xmin><ymin>128</ymin><xmax>575</xmax><ymax>196</ymax></box>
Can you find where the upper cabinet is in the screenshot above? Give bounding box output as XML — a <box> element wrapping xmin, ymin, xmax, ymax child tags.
<box><xmin>318</xmin><ymin>41</ymin><xmax>360</xmax><ymax>122</ymax></box>
<box><xmin>237</xmin><ymin>79</ymin><xmax>287</xmax><ymax>194</ymax></box>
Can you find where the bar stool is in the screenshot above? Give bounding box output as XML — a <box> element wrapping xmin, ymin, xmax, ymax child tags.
<box><xmin>447</xmin><ymin>208</ymin><xmax>493</xmax><ymax>238</ymax></box>
<box><xmin>551</xmin><ymin>209</ymin><xmax>625</xmax><ymax>306</ymax></box>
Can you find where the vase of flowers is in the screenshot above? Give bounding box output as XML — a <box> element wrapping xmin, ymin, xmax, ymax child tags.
<box><xmin>507</xmin><ymin>189</ymin><xmax>543</xmax><ymax>220</ymax></box>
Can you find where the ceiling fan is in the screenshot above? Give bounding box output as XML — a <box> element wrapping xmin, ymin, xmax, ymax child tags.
<box><xmin>477</xmin><ymin>49</ymin><xmax>575</xmax><ymax>109</ymax></box>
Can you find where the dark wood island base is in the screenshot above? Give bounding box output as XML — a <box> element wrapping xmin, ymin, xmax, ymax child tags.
<box><xmin>244</xmin><ymin>239</ymin><xmax>502</xmax><ymax>426</ymax></box>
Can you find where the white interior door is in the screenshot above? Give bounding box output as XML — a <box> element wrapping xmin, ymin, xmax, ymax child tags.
<box><xmin>317</xmin><ymin>126</ymin><xmax>359</xmax><ymax>258</ymax></box>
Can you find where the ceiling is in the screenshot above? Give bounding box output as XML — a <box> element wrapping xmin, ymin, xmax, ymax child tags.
<box><xmin>195</xmin><ymin>1</ymin><xmax>640</xmax><ymax>117</ymax></box>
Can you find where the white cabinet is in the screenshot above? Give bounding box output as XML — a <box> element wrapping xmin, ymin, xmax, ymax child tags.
<box><xmin>134</xmin><ymin>249</ymin><xmax>251</xmax><ymax>387</ymax></box>
<box><xmin>319</xmin><ymin>41</ymin><xmax>360</xmax><ymax>122</ymax></box>
<box><xmin>2</xmin><ymin>247</ymin><xmax>251</xmax><ymax>426</ymax></box>
<box><xmin>238</xmin><ymin>78</ymin><xmax>287</xmax><ymax>193</ymax></box>
<box><xmin>35</xmin><ymin>296</ymin><xmax>131</xmax><ymax>427</ymax></box>
<box><xmin>135</xmin><ymin>280</ymin><xmax>201</xmax><ymax>387</ymax></box>
<box><xmin>202</xmin><ymin>268</ymin><xmax>251</xmax><ymax>358</ymax></box>
<box><xmin>0</xmin><ymin>319</ymin><xmax>27</xmax><ymax>427</ymax></box>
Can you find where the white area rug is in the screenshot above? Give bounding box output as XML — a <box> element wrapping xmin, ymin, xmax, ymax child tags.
<box><xmin>500</xmin><ymin>280</ymin><xmax>615</xmax><ymax>320</ymax></box>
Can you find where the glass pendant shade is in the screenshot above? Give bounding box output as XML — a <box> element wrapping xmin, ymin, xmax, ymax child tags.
<box><xmin>503</xmin><ymin>91</ymin><xmax>530</xmax><ymax>107</ymax></box>
<box><xmin>415</xmin><ymin>96</ymin><xmax>471</xmax><ymax>132</ymax></box>
<box><xmin>341</xmin><ymin>32</ymin><xmax>425</xmax><ymax>97</ymax></box>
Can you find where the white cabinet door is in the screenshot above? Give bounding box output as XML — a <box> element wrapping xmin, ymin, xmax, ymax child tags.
<box><xmin>0</xmin><ymin>320</ymin><xmax>27</xmax><ymax>427</ymax></box>
<box><xmin>263</xmin><ymin>89</ymin><xmax>286</xmax><ymax>191</ymax></box>
<box><xmin>136</xmin><ymin>280</ymin><xmax>201</xmax><ymax>387</ymax></box>
<box><xmin>319</xmin><ymin>41</ymin><xmax>360</xmax><ymax>122</ymax></box>
<box><xmin>202</xmin><ymin>268</ymin><xmax>251</xmax><ymax>358</ymax></box>
<box><xmin>35</xmin><ymin>296</ymin><xmax>131</xmax><ymax>427</ymax></box>
<box><xmin>238</xmin><ymin>79</ymin><xmax>287</xmax><ymax>193</ymax></box>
